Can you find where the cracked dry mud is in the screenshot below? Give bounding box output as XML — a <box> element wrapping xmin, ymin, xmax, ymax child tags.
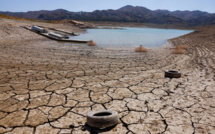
<box><xmin>0</xmin><ymin>19</ymin><xmax>215</xmax><ymax>134</ymax></box>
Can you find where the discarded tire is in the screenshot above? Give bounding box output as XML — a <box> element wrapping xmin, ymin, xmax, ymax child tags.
<box><xmin>165</xmin><ymin>70</ymin><xmax>181</xmax><ymax>78</ymax></box>
<box><xmin>87</xmin><ymin>110</ymin><xmax>119</xmax><ymax>129</ymax></box>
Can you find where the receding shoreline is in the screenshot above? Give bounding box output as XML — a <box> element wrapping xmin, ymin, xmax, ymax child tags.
<box><xmin>0</xmin><ymin>18</ymin><xmax>215</xmax><ymax>133</ymax></box>
<box><xmin>71</xmin><ymin>26</ymin><xmax>193</xmax><ymax>49</ymax></box>
<box><xmin>89</xmin><ymin>21</ymin><xmax>197</xmax><ymax>30</ymax></box>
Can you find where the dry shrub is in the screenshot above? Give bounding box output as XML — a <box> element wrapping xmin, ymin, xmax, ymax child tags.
<box><xmin>88</xmin><ymin>40</ymin><xmax>97</xmax><ymax>46</ymax></box>
<box><xmin>172</xmin><ymin>45</ymin><xmax>187</xmax><ymax>54</ymax></box>
<box><xmin>135</xmin><ymin>45</ymin><xmax>148</xmax><ymax>53</ymax></box>
<box><xmin>176</xmin><ymin>45</ymin><xmax>185</xmax><ymax>49</ymax></box>
<box><xmin>176</xmin><ymin>45</ymin><xmax>189</xmax><ymax>49</ymax></box>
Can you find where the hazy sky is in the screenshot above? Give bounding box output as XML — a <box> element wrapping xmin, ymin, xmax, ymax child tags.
<box><xmin>0</xmin><ymin>0</ymin><xmax>214</xmax><ymax>13</ymax></box>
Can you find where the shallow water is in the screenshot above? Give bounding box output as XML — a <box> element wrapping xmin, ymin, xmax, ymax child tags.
<box><xmin>70</xmin><ymin>27</ymin><xmax>193</xmax><ymax>48</ymax></box>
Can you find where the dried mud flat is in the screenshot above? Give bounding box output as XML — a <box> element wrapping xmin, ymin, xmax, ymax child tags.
<box><xmin>0</xmin><ymin>19</ymin><xmax>215</xmax><ymax>134</ymax></box>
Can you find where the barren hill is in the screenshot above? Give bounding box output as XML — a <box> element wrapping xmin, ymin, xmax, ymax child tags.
<box><xmin>1</xmin><ymin>5</ymin><xmax>215</xmax><ymax>27</ymax></box>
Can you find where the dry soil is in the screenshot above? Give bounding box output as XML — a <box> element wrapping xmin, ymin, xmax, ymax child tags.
<box><xmin>0</xmin><ymin>19</ymin><xmax>215</xmax><ymax>134</ymax></box>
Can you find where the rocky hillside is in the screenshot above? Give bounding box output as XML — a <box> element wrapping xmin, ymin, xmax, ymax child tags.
<box><xmin>1</xmin><ymin>5</ymin><xmax>215</xmax><ymax>27</ymax></box>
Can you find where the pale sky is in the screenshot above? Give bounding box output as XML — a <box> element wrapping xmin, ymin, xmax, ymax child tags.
<box><xmin>0</xmin><ymin>0</ymin><xmax>214</xmax><ymax>13</ymax></box>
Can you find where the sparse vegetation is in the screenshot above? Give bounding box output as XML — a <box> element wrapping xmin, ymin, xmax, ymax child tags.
<box><xmin>0</xmin><ymin>13</ymin><xmax>28</xmax><ymax>20</ymax></box>
<box><xmin>172</xmin><ymin>45</ymin><xmax>187</xmax><ymax>54</ymax></box>
<box><xmin>88</xmin><ymin>40</ymin><xmax>97</xmax><ymax>46</ymax></box>
<box><xmin>135</xmin><ymin>45</ymin><xmax>148</xmax><ymax>53</ymax></box>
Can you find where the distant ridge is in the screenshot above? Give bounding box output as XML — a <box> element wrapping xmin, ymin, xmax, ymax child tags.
<box><xmin>0</xmin><ymin>13</ymin><xmax>30</xmax><ymax>20</ymax></box>
<box><xmin>1</xmin><ymin>5</ymin><xmax>215</xmax><ymax>26</ymax></box>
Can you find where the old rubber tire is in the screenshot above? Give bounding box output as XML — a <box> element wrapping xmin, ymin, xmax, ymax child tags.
<box><xmin>165</xmin><ymin>70</ymin><xmax>181</xmax><ymax>78</ymax></box>
<box><xmin>87</xmin><ymin>110</ymin><xmax>119</xmax><ymax>129</ymax></box>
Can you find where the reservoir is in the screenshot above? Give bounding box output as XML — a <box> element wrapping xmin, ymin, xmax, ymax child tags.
<box><xmin>70</xmin><ymin>27</ymin><xmax>193</xmax><ymax>48</ymax></box>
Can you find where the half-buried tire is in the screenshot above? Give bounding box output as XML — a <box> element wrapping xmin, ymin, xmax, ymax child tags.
<box><xmin>87</xmin><ymin>110</ymin><xmax>119</xmax><ymax>129</ymax></box>
<box><xmin>165</xmin><ymin>70</ymin><xmax>181</xmax><ymax>78</ymax></box>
